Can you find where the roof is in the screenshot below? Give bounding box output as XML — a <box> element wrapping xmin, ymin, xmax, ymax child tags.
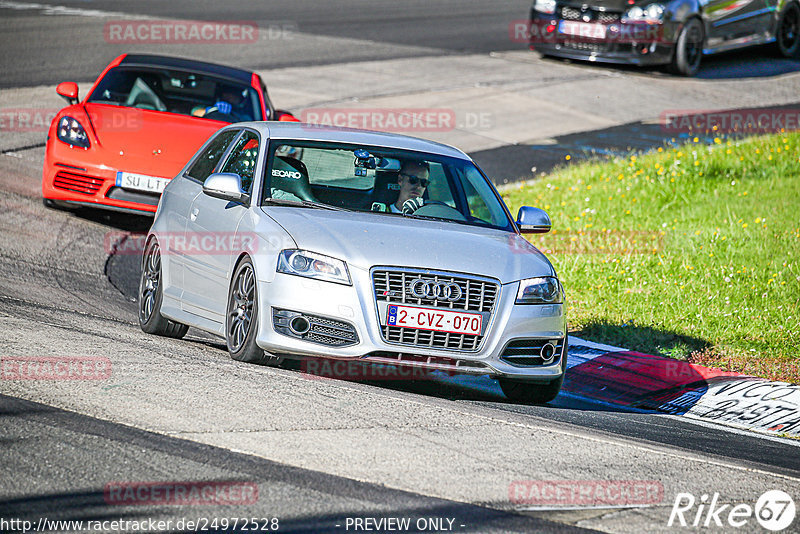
<box><xmin>234</xmin><ymin>122</ymin><xmax>470</xmax><ymax>160</ymax></box>
<box><xmin>118</xmin><ymin>54</ymin><xmax>254</xmax><ymax>84</ymax></box>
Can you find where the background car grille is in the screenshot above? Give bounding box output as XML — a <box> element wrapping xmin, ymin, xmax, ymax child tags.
<box><xmin>372</xmin><ymin>269</ymin><xmax>499</xmax><ymax>352</ymax></box>
<box><xmin>53</xmin><ymin>171</ymin><xmax>104</xmax><ymax>195</ymax></box>
<box><xmin>559</xmin><ymin>6</ymin><xmax>620</xmax><ymax>23</ymax></box>
<box><xmin>560</xmin><ymin>6</ymin><xmax>581</xmax><ymax>20</ymax></box>
<box><xmin>563</xmin><ymin>40</ymin><xmax>610</xmax><ymax>52</ymax></box>
<box><xmin>597</xmin><ymin>12</ymin><xmax>620</xmax><ymax>23</ymax></box>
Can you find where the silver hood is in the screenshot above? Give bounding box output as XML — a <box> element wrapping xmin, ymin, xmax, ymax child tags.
<box><xmin>261</xmin><ymin>207</ymin><xmax>556</xmax><ymax>283</ymax></box>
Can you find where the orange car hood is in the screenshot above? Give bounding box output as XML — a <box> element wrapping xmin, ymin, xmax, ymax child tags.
<box><xmin>84</xmin><ymin>103</ymin><xmax>227</xmax><ymax>178</ymax></box>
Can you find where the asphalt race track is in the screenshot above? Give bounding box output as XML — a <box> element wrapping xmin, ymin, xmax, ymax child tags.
<box><xmin>1</xmin><ymin>2</ymin><xmax>800</xmax><ymax>533</ymax></box>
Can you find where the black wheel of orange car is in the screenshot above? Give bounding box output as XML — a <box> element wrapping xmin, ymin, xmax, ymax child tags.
<box><xmin>139</xmin><ymin>239</ymin><xmax>189</xmax><ymax>338</ymax></box>
<box><xmin>670</xmin><ymin>19</ymin><xmax>704</xmax><ymax>76</ymax></box>
<box><xmin>226</xmin><ymin>257</ymin><xmax>283</xmax><ymax>366</ymax></box>
<box><xmin>776</xmin><ymin>3</ymin><xmax>800</xmax><ymax>57</ymax></box>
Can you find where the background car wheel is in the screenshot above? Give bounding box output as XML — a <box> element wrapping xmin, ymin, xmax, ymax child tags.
<box><xmin>776</xmin><ymin>3</ymin><xmax>800</xmax><ymax>57</ymax></box>
<box><xmin>226</xmin><ymin>257</ymin><xmax>284</xmax><ymax>366</ymax></box>
<box><xmin>138</xmin><ymin>240</ymin><xmax>189</xmax><ymax>338</ymax></box>
<box><xmin>669</xmin><ymin>19</ymin><xmax>704</xmax><ymax>76</ymax></box>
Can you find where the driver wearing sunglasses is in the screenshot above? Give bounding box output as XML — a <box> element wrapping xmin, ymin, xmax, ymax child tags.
<box><xmin>392</xmin><ymin>160</ymin><xmax>430</xmax><ymax>214</ymax></box>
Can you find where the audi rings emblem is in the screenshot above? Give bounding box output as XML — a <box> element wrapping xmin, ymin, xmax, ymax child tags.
<box><xmin>408</xmin><ymin>279</ymin><xmax>462</xmax><ymax>302</ymax></box>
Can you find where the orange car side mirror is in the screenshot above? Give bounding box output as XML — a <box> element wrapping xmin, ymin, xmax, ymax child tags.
<box><xmin>56</xmin><ymin>82</ymin><xmax>79</xmax><ymax>105</ymax></box>
<box><xmin>274</xmin><ymin>110</ymin><xmax>299</xmax><ymax>122</ymax></box>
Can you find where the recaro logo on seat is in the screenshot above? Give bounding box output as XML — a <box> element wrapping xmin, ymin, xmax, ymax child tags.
<box><xmin>271</xmin><ymin>169</ymin><xmax>303</xmax><ymax>180</ymax></box>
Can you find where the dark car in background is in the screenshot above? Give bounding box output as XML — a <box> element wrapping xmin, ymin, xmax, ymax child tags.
<box><xmin>529</xmin><ymin>0</ymin><xmax>800</xmax><ymax>75</ymax></box>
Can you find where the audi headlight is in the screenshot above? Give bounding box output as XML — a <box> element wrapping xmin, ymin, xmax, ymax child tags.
<box><xmin>56</xmin><ymin>116</ymin><xmax>90</xmax><ymax>148</ymax></box>
<box><xmin>277</xmin><ymin>250</ymin><xmax>351</xmax><ymax>285</ymax></box>
<box><xmin>622</xmin><ymin>3</ymin><xmax>665</xmax><ymax>23</ymax></box>
<box><xmin>516</xmin><ymin>277</ymin><xmax>562</xmax><ymax>304</ymax></box>
<box><xmin>534</xmin><ymin>0</ymin><xmax>557</xmax><ymax>14</ymax></box>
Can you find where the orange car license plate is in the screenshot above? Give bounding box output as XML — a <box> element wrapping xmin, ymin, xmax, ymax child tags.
<box><xmin>387</xmin><ymin>305</ymin><xmax>482</xmax><ymax>335</ymax></box>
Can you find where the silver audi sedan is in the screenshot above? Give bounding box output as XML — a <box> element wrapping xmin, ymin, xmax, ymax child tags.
<box><xmin>138</xmin><ymin>123</ymin><xmax>567</xmax><ymax>403</ymax></box>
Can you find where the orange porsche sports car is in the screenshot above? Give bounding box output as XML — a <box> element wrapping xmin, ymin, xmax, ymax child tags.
<box><xmin>42</xmin><ymin>53</ymin><xmax>298</xmax><ymax>215</ymax></box>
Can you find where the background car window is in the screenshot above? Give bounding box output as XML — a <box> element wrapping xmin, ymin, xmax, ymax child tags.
<box><xmin>87</xmin><ymin>67</ymin><xmax>261</xmax><ymax>121</ymax></box>
<box><xmin>221</xmin><ymin>131</ymin><xmax>260</xmax><ymax>194</ymax></box>
<box><xmin>185</xmin><ymin>130</ymin><xmax>239</xmax><ymax>183</ymax></box>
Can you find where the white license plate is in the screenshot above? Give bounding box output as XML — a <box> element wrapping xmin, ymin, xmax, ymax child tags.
<box><xmin>558</xmin><ymin>20</ymin><xmax>607</xmax><ymax>40</ymax></box>
<box><xmin>387</xmin><ymin>304</ymin><xmax>482</xmax><ymax>336</ymax></box>
<box><xmin>116</xmin><ymin>171</ymin><xmax>170</xmax><ymax>194</ymax></box>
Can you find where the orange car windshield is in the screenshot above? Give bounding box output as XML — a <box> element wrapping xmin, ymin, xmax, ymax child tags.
<box><xmin>86</xmin><ymin>67</ymin><xmax>262</xmax><ymax>122</ymax></box>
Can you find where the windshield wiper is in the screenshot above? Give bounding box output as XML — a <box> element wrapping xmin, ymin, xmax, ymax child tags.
<box><xmin>262</xmin><ymin>198</ymin><xmax>349</xmax><ymax>211</ymax></box>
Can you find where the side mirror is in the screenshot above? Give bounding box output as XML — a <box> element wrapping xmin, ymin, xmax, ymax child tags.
<box><xmin>516</xmin><ymin>206</ymin><xmax>551</xmax><ymax>234</ymax></box>
<box><xmin>203</xmin><ymin>173</ymin><xmax>248</xmax><ymax>203</ymax></box>
<box><xmin>56</xmin><ymin>82</ymin><xmax>79</xmax><ymax>105</ymax></box>
<box><xmin>274</xmin><ymin>109</ymin><xmax>299</xmax><ymax>122</ymax></box>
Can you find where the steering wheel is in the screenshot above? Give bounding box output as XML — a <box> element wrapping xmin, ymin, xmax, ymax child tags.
<box><xmin>412</xmin><ymin>201</ymin><xmax>467</xmax><ymax>221</ymax></box>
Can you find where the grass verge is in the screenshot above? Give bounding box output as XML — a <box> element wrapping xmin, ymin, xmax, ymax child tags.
<box><xmin>502</xmin><ymin>133</ymin><xmax>800</xmax><ymax>383</ymax></box>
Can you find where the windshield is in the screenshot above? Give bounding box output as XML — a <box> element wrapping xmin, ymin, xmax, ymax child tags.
<box><xmin>87</xmin><ymin>67</ymin><xmax>262</xmax><ymax>122</ymax></box>
<box><xmin>262</xmin><ymin>141</ymin><xmax>514</xmax><ymax>231</ymax></box>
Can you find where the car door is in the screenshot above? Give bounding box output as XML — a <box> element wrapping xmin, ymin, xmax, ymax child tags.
<box><xmin>181</xmin><ymin>129</ymin><xmax>260</xmax><ymax>324</ymax></box>
<box><xmin>161</xmin><ymin>129</ymin><xmax>240</xmax><ymax>300</ymax></box>
<box><xmin>703</xmin><ymin>0</ymin><xmax>772</xmax><ymax>48</ymax></box>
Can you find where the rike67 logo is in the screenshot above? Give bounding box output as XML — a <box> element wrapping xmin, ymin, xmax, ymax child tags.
<box><xmin>668</xmin><ymin>490</ymin><xmax>795</xmax><ymax>531</ymax></box>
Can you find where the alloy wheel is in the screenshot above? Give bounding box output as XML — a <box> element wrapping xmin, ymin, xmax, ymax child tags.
<box><xmin>228</xmin><ymin>263</ymin><xmax>255</xmax><ymax>352</ymax></box>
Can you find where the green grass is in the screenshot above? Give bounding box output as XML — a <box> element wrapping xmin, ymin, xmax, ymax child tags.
<box><xmin>502</xmin><ymin>133</ymin><xmax>800</xmax><ymax>382</ymax></box>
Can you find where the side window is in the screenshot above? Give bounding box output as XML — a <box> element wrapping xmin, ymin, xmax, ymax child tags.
<box><xmin>186</xmin><ymin>129</ymin><xmax>238</xmax><ymax>183</ymax></box>
<box><xmin>220</xmin><ymin>130</ymin><xmax>260</xmax><ymax>194</ymax></box>
<box><xmin>461</xmin><ymin>168</ymin><xmax>507</xmax><ymax>226</ymax></box>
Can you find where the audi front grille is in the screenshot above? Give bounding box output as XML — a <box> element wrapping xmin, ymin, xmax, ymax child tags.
<box><xmin>371</xmin><ymin>268</ymin><xmax>500</xmax><ymax>352</ymax></box>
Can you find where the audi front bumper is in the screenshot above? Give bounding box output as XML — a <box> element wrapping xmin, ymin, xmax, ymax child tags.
<box><xmin>254</xmin><ymin>267</ymin><xmax>567</xmax><ymax>381</ymax></box>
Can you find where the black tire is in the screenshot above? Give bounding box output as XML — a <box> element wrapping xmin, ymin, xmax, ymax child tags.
<box><xmin>138</xmin><ymin>239</ymin><xmax>189</xmax><ymax>338</ymax></box>
<box><xmin>226</xmin><ymin>257</ymin><xmax>283</xmax><ymax>366</ymax></box>
<box><xmin>776</xmin><ymin>3</ymin><xmax>800</xmax><ymax>57</ymax></box>
<box><xmin>499</xmin><ymin>337</ymin><xmax>568</xmax><ymax>404</ymax></box>
<box><xmin>669</xmin><ymin>19</ymin><xmax>704</xmax><ymax>76</ymax></box>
